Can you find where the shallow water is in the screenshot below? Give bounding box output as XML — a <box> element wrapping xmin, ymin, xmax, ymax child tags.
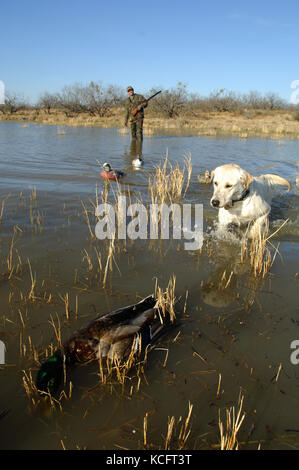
<box><xmin>1</xmin><ymin>122</ymin><xmax>299</xmax><ymax>450</ymax></box>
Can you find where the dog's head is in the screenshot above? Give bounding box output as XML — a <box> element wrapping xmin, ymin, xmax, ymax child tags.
<box><xmin>210</xmin><ymin>164</ymin><xmax>253</xmax><ymax>210</ymax></box>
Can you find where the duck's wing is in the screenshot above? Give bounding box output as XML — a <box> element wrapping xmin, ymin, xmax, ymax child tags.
<box><xmin>64</xmin><ymin>296</ymin><xmax>159</xmax><ymax>363</ymax></box>
<box><xmin>92</xmin><ymin>295</ymin><xmax>157</xmax><ymax>326</ymax></box>
<box><xmin>96</xmin><ymin>304</ymin><xmax>157</xmax><ymax>360</ymax></box>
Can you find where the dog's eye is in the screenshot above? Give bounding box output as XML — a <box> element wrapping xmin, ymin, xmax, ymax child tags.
<box><xmin>225</xmin><ymin>183</ymin><xmax>232</xmax><ymax>188</ymax></box>
<box><xmin>214</xmin><ymin>182</ymin><xmax>218</xmax><ymax>186</ymax></box>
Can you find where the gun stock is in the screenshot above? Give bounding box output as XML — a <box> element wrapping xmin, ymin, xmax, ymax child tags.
<box><xmin>131</xmin><ymin>91</ymin><xmax>161</xmax><ymax>116</ymax></box>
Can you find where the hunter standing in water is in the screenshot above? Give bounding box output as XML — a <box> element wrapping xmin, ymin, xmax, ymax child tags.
<box><xmin>124</xmin><ymin>86</ymin><xmax>147</xmax><ymax>141</ymax></box>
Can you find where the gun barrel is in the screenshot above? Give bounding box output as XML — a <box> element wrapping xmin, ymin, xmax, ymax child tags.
<box><xmin>147</xmin><ymin>91</ymin><xmax>161</xmax><ymax>101</ymax></box>
<box><xmin>131</xmin><ymin>91</ymin><xmax>161</xmax><ymax>116</ymax></box>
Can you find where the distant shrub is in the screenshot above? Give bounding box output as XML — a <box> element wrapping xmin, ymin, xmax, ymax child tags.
<box><xmin>148</xmin><ymin>83</ymin><xmax>188</xmax><ymax>118</ymax></box>
<box><xmin>9</xmin><ymin>81</ymin><xmax>292</xmax><ymax>119</ymax></box>
<box><xmin>195</xmin><ymin>89</ymin><xmax>243</xmax><ymax>113</ymax></box>
<box><xmin>37</xmin><ymin>92</ymin><xmax>61</xmax><ymax>114</ymax></box>
<box><xmin>37</xmin><ymin>82</ymin><xmax>126</xmax><ymax>117</ymax></box>
<box><xmin>0</xmin><ymin>92</ymin><xmax>29</xmax><ymax>114</ymax></box>
<box><xmin>242</xmin><ymin>91</ymin><xmax>286</xmax><ymax>110</ymax></box>
<box><xmin>294</xmin><ymin>110</ymin><xmax>299</xmax><ymax>121</ymax></box>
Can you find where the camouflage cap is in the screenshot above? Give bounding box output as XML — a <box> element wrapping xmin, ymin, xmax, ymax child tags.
<box><xmin>127</xmin><ymin>86</ymin><xmax>134</xmax><ymax>92</ymax></box>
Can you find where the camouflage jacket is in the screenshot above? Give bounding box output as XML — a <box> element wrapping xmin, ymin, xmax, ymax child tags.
<box><xmin>124</xmin><ymin>93</ymin><xmax>148</xmax><ymax>123</ymax></box>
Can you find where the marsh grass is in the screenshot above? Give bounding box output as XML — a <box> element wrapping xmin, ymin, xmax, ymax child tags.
<box><xmin>4</xmin><ymin>106</ymin><xmax>299</xmax><ymax>139</ymax></box>
<box><xmin>154</xmin><ymin>275</ymin><xmax>177</xmax><ymax>323</ymax></box>
<box><xmin>22</xmin><ymin>369</ymin><xmax>72</xmax><ymax>412</ymax></box>
<box><xmin>102</xmin><ymin>232</ymin><xmax>119</xmax><ymax>288</ymax></box>
<box><xmin>0</xmin><ymin>196</ymin><xmax>9</xmax><ymax>224</ymax></box>
<box><xmin>28</xmin><ymin>189</ymin><xmax>44</xmax><ymax>234</ymax></box>
<box><xmin>81</xmin><ymin>199</ymin><xmax>95</xmax><ymax>240</ymax></box>
<box><xmin>241</xmin><ymin>219</ymin><xmax>289</xmax><ymax>279</ymax></box>
<box><xmin>217</xmin><ymin>270</ymin><xmax>234</xmax><ymax>290</ymax></box>
<box><xmin>19</xmin><ymin>312</ymin><xmax>62</xmax><ymax>364</ymax></box>
<box><xmin>81</xmin><ymin>234</ymin><xmax>120</xmax><ymax>290</ymax></box>
<box><xmin>11</xmin><ymin>255</ymin><xmax>54</xmax><ymax>305</ymax></box>
<box><xmin>95</xmin><ymin>336</ymin><xmax>147</xmax><ymax>395</ymax></box>
<box><xmin>142</xmin><ymin>401</ymin><xmax>193</xmax><ymax>450</ymax></box>
<box><xmin>5</xmin><ymin>229</ymin><xmax>23</xmax><ymax>280</ymax></box>
<box><xmin>27</xmin><ymin>258</ymin><xmax>37</xmax><ymax>301</ymax></box>
<box><xmin>58</xmin><ymin>293</ymin><xmax>71</xmax><ymax>321</ymax></box>
<box><xmin>21</xmin><ymin>312</ymin><xmax>72</xmax><ymax>412</ymax></box>
<box><xmin>149</xmin><ymin>153</ymin><xmax>192</xmax><ymax>205</ymax></box>
<box><xmin>166</xmin><ymin>401</ymin><xmax>193</xmax><ymax>450</ymax></box>
<box><xmin>19</xmin><ymin>331</ymin><xmax>39</xmax><ymax>362</ymax></box>
<box><xmin>218</xmin><ymin>395</ymin><xmax>245</xmax><ymax>450</ymax></box>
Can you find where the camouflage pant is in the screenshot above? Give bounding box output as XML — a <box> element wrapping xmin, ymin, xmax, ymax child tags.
<box><xmin>130</xmin><ymin>118</ymin><xmax>144</xmax><ymax>140</ymax></box>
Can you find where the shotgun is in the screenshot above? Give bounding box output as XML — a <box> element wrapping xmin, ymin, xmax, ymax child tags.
<box><xmin>131</xmin><ymin>90</ymin><xmax>161</xmax><ymax>116</ymax></box>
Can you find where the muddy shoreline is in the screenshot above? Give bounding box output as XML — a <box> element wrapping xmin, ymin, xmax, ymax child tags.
<box><xmin>1</xmin><ymin>108</ymin><xmax>299</xmax><ymax>139</ymax></box>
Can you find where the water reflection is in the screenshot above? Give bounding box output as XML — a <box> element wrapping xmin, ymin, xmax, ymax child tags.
<box><xmin>129</xmin><ymin>137</ymin><xmax>143</xmax><ymax>159</ymax></box>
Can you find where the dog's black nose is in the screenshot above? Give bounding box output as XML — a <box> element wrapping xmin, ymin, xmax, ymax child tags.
<box><xmin>211</xmin><ymin>199</ymin><xmax>220</xmax><ymax>207</ymax></box>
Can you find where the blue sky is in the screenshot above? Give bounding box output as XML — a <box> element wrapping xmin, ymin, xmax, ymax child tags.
<box><xmin>0</xmin><ymin>0</ymin><xmax>298</xmax><ymax>103</ymax></box>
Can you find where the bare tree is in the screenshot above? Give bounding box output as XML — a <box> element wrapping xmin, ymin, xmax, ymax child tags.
<box><xmin>37</xmin><ymin>92</ymin><xmax>61</xmax><ymax>114</ymax></box>
<box><xmin>148</xmin><ymin>83</ymin><xmax>188</xmax><ymax>118</ymax></box>
<box><xmin>1</xmin><ymin>92</ymin><xmax>28</xmax><ymax>114</ymax></box>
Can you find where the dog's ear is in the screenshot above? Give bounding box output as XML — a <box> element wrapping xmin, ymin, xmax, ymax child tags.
<box><xmin>241</xmin><ymin>170</ymin><xmax>253</xmax><ymax>189</ymax></box>
<box><xmin>210</xmin><ymin>170</ymin><xmax>215</xmax><ymax>183</ymax></box>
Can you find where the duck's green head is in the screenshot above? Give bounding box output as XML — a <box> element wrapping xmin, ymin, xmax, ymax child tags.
<box><xmin>36</xmin><ymin>349</ymin><xmax>65</xmax><ymax>394</ymax></box>
<box><xmin>103</xmin><ymin>162</ymin><xmax>111</xmax><ymax>171</ymax></box>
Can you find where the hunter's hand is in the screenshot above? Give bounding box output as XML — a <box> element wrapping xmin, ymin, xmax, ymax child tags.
<box><xmin>136</xmin><ymin>104</ymin><xmax>143</xmax><ymax>111</ymax></box>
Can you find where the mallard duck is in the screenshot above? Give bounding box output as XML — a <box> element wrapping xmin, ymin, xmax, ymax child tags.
<box><xmin>100</xmin><ymin>162</ymin><xmax>124</xmax><ymax>181</ymax></box>
<box><xmin>132</xmin><ymin>156</ymin><xmax>143</xmax><ymax>168</ymax></box>
<box><xmin>36</xmin><ymin>295</ymin><xmax>170</xmax><ymax>394</ymax></box>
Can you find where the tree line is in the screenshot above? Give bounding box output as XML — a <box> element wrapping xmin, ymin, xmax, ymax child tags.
<box><xmin>0</xmin><ymin>81</ymin><xmax>297</xmax><ymax>117</ymax></box>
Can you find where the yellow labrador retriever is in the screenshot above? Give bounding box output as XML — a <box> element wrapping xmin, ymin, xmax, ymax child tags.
<box><xmin>210</xmin><ymin>164</ymin><xmax>290</xmax><ymax>237</ymax></box>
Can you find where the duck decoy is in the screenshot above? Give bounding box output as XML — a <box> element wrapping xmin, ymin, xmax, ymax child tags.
<box><xmin>36</xmin><ymin>295</ymin><xmax>172</xmax><ymax>394</ymax></box>
<box><xmin>132</xmin><ymin>156</ymin><xmax>144</xmax><ymax>168</ymax></box>
<box><xmin>100</xmin><ymin>162</ymin><xmax>124</xmax><ymax>181</ymax></box>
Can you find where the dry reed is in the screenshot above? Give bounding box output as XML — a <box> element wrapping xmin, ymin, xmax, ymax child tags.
<box><xmin>164</xmin><ymin>401</ymin><xmax>193</xmax><ymax>450</ymax></box>
<box><xmin>241</xmin><ymin>219</ymin><xmax>289</xmax><ymax>279</ymax></box>
<box><xmin>95</xmin><ymin>334</ymin><xmax>147</xmax><ymax>395</ymax></box>
<box><xmin>154</xmin><ymin>275</ymin><xmax>177</xmax><ymax>323</ymax></box>
<box><xmin>22</xmin><ymin>369</ymin><xmax>72</xmax><ymax>412</ymax></box>
<box><xmin>149</xmin><ymin>152</ymin><xmax>192</xmax><ymax>205</ymax></box>
<box><xmin>218</xmin><ymin>395</ymin><xmax>245</xmax><ymax>450</ymax></box>
<box><xmin>0</xmin><ymin>196</ymin><xmax>9</xmax><ymax>224</ymax></box>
